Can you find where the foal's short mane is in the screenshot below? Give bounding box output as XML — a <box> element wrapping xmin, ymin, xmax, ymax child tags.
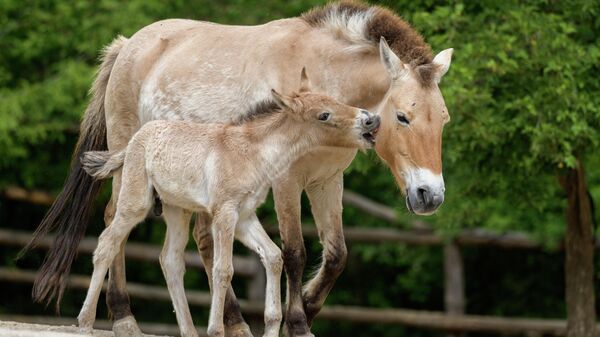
<box><xmin>233</xmin><ymin>99</ymin><xmax>282</xmax><ymax>125</ymax></box>
<box><xmin>302</xmin><ymin>1</ymin><xmax>437</xmax><ymax>86</ymax></box>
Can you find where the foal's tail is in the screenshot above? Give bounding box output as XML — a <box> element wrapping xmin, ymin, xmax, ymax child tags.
<box><xmin>81</xmin><ymin>150</ymin><xmax>126</xmax><ymax>180</ymax></box>
<box><xmin>19</xmin><ymin>36</ymin><xmax>128</xmax><ymax>311</ymax></box>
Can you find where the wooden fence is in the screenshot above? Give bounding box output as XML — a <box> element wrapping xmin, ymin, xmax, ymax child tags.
<box><xmin>1</xmin><ymin>186</ymin><xmax>599</xmax><ymax>336</ymax></box>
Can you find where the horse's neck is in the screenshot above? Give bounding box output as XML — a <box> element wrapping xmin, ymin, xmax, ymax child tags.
<box><xmin>243</xmin><ymin>114</ymin><xmax>315</xmax><ymax>183</ymax></box>
<box><xmin>299</xmin><ymin>33</ymin><xmax>391</xmax><ymax>111</ymax></box>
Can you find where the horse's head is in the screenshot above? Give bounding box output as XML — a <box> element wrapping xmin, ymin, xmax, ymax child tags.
<box><xmin>374</xmin><ymin>38</ymin><xmax>452</xmax><ymax>216</ymax></box>
<box><xmin>272</xmin><ymin>68</ymin><xmax>379</xmax><ymax>150</ymax></box>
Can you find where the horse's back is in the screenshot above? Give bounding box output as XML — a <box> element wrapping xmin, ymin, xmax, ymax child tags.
<box><xmin>104</xmin><ymin>17</ymin><xmax>310</xmax><ymax>142</ymax></box>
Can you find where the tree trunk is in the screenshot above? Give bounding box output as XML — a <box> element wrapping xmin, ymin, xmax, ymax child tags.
<box><xmin>559</xmin><ymin>160</ymin><xmax>597</xmax><ymax>337</ymax></box>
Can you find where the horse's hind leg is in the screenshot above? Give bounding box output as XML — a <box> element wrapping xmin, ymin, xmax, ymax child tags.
<box><xmin>193</xmin><ymin>211</ymin><xmax>253</xmax><ymax>337</ymax></box>
<box><xmin>160</xmin><ymin>205</ymin><xmax>197</xmax><ymax>337</ymax></box>
<box><xmin>104</xmin><ymin>79</ymin><xmax>144</xmax><ymax>336</ymax></box>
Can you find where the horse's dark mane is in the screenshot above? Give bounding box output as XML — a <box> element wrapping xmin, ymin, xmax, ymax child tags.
<box><xmin>302</xmin><ymin>1</ymin><xmax>437</xmax><ymax>87</ymax></box>
<box><xmin>234</xmin><ymin>99</ymin><xmax>282</xmax><ymax>125</ymax></box>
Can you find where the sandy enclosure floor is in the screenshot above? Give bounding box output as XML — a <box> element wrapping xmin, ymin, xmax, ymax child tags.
<box><xmin>0</xmin><ymin>320</ymin><xmax>169</xmax><ymax>337</ymax></box>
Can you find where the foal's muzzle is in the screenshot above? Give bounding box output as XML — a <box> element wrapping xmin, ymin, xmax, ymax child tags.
<box><xmin>360</xmin><ymin>110</ymin><xmax>380</xmax><ymax>146</ymax></box>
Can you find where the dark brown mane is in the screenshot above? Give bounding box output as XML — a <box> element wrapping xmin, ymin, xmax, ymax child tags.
<box><xmin>234</xmin><ymin>99</ymin><xmax>282</xmax><ymax>125</ymax></box>
<box><xmin>302</xmin><ymin>1</ymin><xmax>436</xmax><ymax>86</ymax></box>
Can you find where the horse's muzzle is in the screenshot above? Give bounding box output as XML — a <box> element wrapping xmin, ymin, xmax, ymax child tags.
<box><xmin>406</xmin><ymin>185</ymin><xmax>445</xmax><ymax>215</ymax></box>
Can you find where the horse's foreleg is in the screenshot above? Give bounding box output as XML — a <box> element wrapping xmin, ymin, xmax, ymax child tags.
<box><xmin>302</xmin><ymin>173</ymin><xmax>347</xmax><ymax>326</ymax></box>
<box><xmin>160</xmin><ymin>205</ymin><xmax>198</xmax><ymax>337</ymax></box>
<box><xmin>273</xmin><ymin>178</ymin><xmax>312</xmax><ymax>337</ymax></box>
<box><xmin>104</xmin><ymin>171</ymin><xmax>143</xmax><ymax>337</ymax></box>
<box><xmin>193</xmin><ymin>212</ymin><xmax>252</xmax><ymax>337</ymax></box>
<box><xmin>207</xmin><ymin>205</ymin><xmax>238</xmax><ymax>337</ymax></box>
<box><xmin>235</xmin><ymin>214</ymin><xmax>283</xmax><ymax>337</ymax></box>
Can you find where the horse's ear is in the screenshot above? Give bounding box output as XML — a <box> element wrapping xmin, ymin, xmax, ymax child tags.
<box><xmin>432</xmin><ymin>48</ymin><xmax>453</xmax><ymax>82</ymax></box>
<box><xmin>299</xmin><ymin>67</ymin><xmax>312</xmax><ymax>93</ymax></box>
<box><xmin>271</xmin><ymin>89</ymin><xmax>293</xmax><ymax>109</ymax></box>
<box><xmin>379</xmin><ymin>37</ymin><xmax>408</xmax><ymax>81</ymax></box>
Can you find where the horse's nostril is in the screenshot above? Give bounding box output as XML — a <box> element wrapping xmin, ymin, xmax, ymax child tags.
<box><xmin>417</xmin><ymin>187</ymin><xmax>431</xmax><ymax>205</ymax></box>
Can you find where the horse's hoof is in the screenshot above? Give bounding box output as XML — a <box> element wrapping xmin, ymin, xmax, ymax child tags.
<box><xmin>284</xmin><ymin>329</ymin><xmax>315</xmax><ymax>337</ymax></box>
<box><xmin>113</xmin><ymin>316</ymin><xmax>143</xmax><ymax>337</ymax></box>
<box><xmin>225</xmin><ymin>322</ymin><xmax>253</xmax><ymax>337</ymax></box>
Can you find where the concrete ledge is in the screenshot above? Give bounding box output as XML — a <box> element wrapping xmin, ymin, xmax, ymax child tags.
<box><xmin>0</xmin><ymin>320</ymin><xmax>170</xmax><ymax>337</ymax></box>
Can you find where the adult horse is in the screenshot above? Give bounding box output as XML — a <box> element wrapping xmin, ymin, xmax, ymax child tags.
<box><xmin>26</xmin><ymin>2</ymin><xmax>452</xmax><ymax>337</ymax></box>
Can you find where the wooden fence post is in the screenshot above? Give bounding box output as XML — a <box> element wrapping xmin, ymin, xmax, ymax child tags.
<box><xmin>444</xmin><ymin>241</ymin><xmax>465</xmax><ymax>337</ymax></box>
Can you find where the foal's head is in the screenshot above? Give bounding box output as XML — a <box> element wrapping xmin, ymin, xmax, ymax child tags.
<box><xmin>374</xmin><ymin>38</ymin><xmax>453</xmax><ymax>215</ymax></box>
<box><xmin>272</xmin><ymin>69</ymin><xmax>379</xmax><ymax>150</ymax></box>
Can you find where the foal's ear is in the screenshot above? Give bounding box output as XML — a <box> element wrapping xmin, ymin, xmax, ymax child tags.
<box><xmin>379</xmin><ymin>37</ymin><xmax>409</xmax><ymax>81</ymax></box>
<box><xmin>299</xmin><ymin>67</ymin><xmax>312</xmax><ymax>93</ymax></box>
<box><xmin>271</xmin><ymin>89</ymin><xmax>293</xmax><ymax>109</ymax></box>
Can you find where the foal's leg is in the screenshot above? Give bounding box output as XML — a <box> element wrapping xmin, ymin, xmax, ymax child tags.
<box><xmin>193</xmin><ymin>212</ymin><xmax>252</xmax><ymax>337</ymax></box>
<box><xmin>78</xmin><ymin>206</ymin><xmax>150</xmax><ymax>332</ymax></box>
<box><xmin>207</xmin><ymin>205</ymin><xmax>238</xmax><ymax>337</ymax></box>
<box><xmin>302</xmin><ymin>172</ymin><xmax>347</xmax><ymax>326</ymax></box>
<box><xmin>272</xmin><ymin>178</ymin><xmax>312</xmax><ymax>337</ymax></box>
<box><xmin>160</xmin><ymin>205</ymin><xmax>197</xmax><ymax>337</ymax></box>
<box><xmin>235</xmin><ymin>214</ymin><xmax>283</xmax><ymax>337</ymax></box>
<box><xmin>104</xmin><ymin>111</ymin><xmax>143</xmax><ymax>335</ymax></box>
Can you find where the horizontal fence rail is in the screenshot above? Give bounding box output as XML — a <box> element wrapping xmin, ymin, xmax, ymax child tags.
<box><xmin>4</xmin><ymin>185</ymin><xmax>599</xmax><ymax>249</ymax></box>
<box><xmin>0</xmin><ymin>229</ymin><xmax>259</xmax><ymax>277</ymax></box>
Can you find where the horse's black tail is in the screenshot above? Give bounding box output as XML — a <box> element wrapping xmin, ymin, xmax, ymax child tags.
<box><xmin>18</xmin><ymin>36</ymin><xmax>128</xmax><ymax>312</ymax></box>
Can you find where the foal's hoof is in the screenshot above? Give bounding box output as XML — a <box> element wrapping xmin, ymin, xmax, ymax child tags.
<box><xmin>225</xmin><ymin>322</ymin><xmax>254</xmax><ymax>337</ymax></box>
<box><xmin>78</xmin><ymin>324</ymin><xmax>93</xmax><ymax>335</ymax></box>
<box><xmin>113</xmin><ymin>316</ymin><xmax>143</xmax><ymax>337</ymax></box>
<box><xmin>77</xmin><ymin>314</ymin><xmax>94</xmax><ymax>334</ymax></box>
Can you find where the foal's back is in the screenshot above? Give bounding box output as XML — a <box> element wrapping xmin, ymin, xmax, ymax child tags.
<box><xmin>128</xmin><ymin>120</ymin><xmax>257</xmax><ymax>210</ymax></box>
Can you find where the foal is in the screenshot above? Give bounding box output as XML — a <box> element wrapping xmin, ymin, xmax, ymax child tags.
<box><xmin>77</xmin><ymin>74</ymin><xmax>379</xmax><ymax>337</ymax></box>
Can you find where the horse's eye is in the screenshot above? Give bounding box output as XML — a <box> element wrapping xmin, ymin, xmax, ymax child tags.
<box><xmin>396</xmin><ymin>112</ymin><xmax>410</xmax><ymax>126</ymax></box>
<box><xmin>318</xmin><ymin>112</ymin><xmax>331</xmax><ymax>121</ymax></box>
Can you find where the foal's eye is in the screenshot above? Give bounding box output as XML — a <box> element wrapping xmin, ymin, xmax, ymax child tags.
<box><xmin>396</xmin><ymin>112</ymin><xmax>410</xmax><ymax>126</ymax></box>
<box><xmin>318</xmin><ymin>112</ymin><xmax>331</xmax><ymax>121</ymax></box>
